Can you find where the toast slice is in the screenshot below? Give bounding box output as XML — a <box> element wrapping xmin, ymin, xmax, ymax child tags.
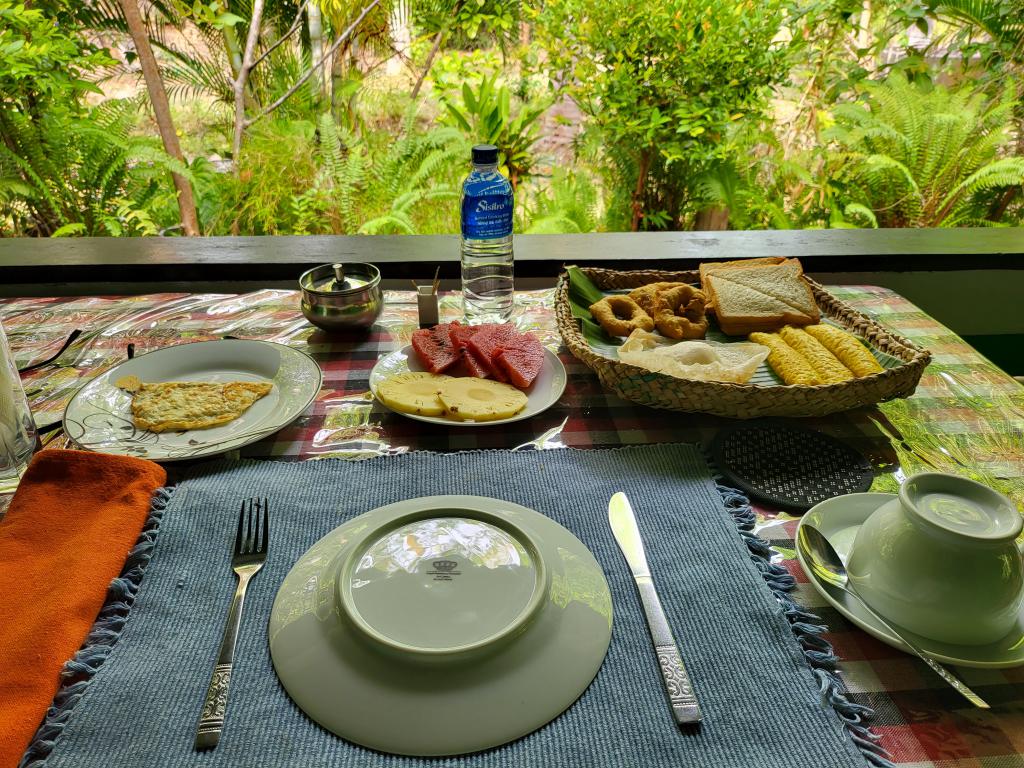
<box><xmin>698</xmin><ymin>256</ymin><xmax>787</xmax><ymax>292</ymax></box>
<box><xmin>700</xmin><ymin>257</ymin><xmax>788</xmax><ymax>313</ymax></box>
<box><xmin>707</xmin><ymin>262</ymin><xmax>819</xmax><ymax>335</ymax></box>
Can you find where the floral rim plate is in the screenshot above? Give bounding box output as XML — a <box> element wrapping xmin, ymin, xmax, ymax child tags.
<box><xmin>62</xmin><ymin>339</ymin><xmax>322</xmax><ymax>462</ymax></box>
<box><xmin>796</xmin><ymin>492</ymin><xmax>1024</xmax><ymax>668</ymax></box>
<box><xmin>368</xmin><ymin>344</ymin><xmax>567</xmax><ymax>426</ymax></box>
<box><xmin>269</xmin><ymin>495</ymin><xmax>613</xmax><ymax>756</ymax></box>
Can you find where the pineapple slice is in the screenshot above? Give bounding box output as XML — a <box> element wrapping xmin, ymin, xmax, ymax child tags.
<box><xmin>438</xmin><ymin>378</ymin><xmax>528</xmax><ymax>422</ymax></box>
<box><xmin>376</xmin><ymin>372</ymin><xmax>450</xmax><ymax>416</ymax></box>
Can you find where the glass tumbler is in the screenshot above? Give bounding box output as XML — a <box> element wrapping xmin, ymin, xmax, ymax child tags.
<box><xmin>0</xmin><ymin>320</ymin><xmax>36</xmax><ymax>493</ymax></box>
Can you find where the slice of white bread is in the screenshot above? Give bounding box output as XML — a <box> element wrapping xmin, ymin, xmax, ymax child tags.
<box><xmin>699</xmin><ymin>257</ymin><xmax>787</xmax><ymax>313</ymax></box>
<box><xmin>706</xmin><ymin>261</ymin><xmax>819</xmax><ymax>335</ymax></box>
<box><xmin>699</xmin><ymin>256</ymin><xmax>786</xmax><ymax>293</ymax></box>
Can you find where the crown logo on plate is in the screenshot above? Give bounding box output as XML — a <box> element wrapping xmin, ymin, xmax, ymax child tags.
<box><xmin>432</xmin><ymin>559</ymin><xmax>458</xmax><ymax>572</ymax></box>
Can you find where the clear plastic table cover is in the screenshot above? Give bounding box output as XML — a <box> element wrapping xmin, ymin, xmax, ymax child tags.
<box><xmin>3</xmin><ymin>286</ymin><xmax>1024</xmax><ymax>766</ymax></box>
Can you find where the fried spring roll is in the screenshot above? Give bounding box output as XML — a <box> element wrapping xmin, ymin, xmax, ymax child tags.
<box><xmin>779</xmin><ymin>326</ymin><xmax>854</xmax><ymax>384</ymax></box>
<box><xmin>804</xmin><ymin>324</ymin><xmax>884</xmax><ymax>377</ymax></box>
<box><xmin>749</xmin><ymin>332</ymin><xmax>820</xmax><ymax>385</ymax></box>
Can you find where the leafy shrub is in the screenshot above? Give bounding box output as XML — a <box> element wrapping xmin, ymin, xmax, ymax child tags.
<box><xmin>1</xmin><ymin>99</ymin><xmax>184</xmax><ymax>236</ymax></box>
<box><xmin>825</xmin><ymin>74</ymin><xmax>1024</xmax><ymax>226</ymax></box>
<box><xmin>534</xmin><ymin>0</ymin><xmax>788</xmax><ymax>230</ymax></box>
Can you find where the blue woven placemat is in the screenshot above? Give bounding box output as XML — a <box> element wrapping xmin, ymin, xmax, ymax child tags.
<box><xmin>29</xmin><ymin>445</ymin><xmax>868</xmax><ymax>768</ymax></box>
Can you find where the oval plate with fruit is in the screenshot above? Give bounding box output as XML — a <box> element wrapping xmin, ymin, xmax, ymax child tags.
<box><xmin>370</xmin><ymin>342</ymin><xmax>566</xmax><ymax>426</ymax></box>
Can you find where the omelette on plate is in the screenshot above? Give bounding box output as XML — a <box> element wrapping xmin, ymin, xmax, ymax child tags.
<box><xmin>120</xmin><ymin>378</ymin><xmax>273</xmax><ymax>433</ymax></box>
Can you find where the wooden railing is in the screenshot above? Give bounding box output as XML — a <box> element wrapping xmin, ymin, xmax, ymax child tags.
<box><xmin>2</xmin><ymin>228</ymin><xmax>1022</xmax><ymax>289</ymax></box>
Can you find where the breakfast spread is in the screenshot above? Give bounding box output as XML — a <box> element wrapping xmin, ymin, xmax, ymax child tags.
<box><xmin>116</xmin><ymin>378</ymin><xmax>273</xmax><ymax>433</ymax></box>
<box><xmin>568</xmin><ymin>258</ymin><xmax>894</xmax><ymax>394</ymax></box>
<box><xmin>375</xmin><ymin>371</ymin><xmax>528</xmax><ymax>422</ymax></box>
<box><xmin>616</xmin><ymin>330</ymin><xmax>768</xmax><ymax>383</ymax></box>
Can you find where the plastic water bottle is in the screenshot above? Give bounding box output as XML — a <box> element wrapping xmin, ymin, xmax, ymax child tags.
<box><xmin>460</xmin><ymin>144</ymin><xmax>514</xmax><ymax>324</ymax></box>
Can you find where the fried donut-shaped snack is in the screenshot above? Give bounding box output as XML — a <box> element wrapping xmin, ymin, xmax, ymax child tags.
<box><xmin>589</xmin><ymin>296</ymin><xmax>655</xmax><ymax>337</ymax></box>
<box><xmin>628</xmin><ymin>282</ymin><xmax>687</xmax><ymax>318</ymax></box>
<box><xmin>653</xmin><ymin>285</ymin><xmax>709</xmax><ymax>340</ymax></box>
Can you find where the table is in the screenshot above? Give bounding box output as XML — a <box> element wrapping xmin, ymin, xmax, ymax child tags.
<box><xmin>3</xmin><ymin>286</ymin><xmax>1024</xmax><ymax>767</ymax></box>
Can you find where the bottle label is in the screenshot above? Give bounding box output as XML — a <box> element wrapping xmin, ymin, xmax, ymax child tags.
<box><xmin>462</xmin><ymin>194</ymin><xmax>513</xmax><ymax>238</ymax></box>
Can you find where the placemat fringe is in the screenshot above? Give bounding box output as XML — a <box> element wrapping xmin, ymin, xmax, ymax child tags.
<box><xmin>19</xmin><ymin>487</ymin><xmax>173</xmax><ymax>768</ymax></box>
<box><xmin>713</xmin><ymin>480</ymin><xmax>895</xmax><ymax>768</ymax></box>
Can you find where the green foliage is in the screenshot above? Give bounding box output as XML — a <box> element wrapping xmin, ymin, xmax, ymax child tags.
<box><xmin>522</xmin><ymin>170</ymin><xmax>600</xmax><ymax>233</ymax></box>
<box><xmin>0</xmin><ymin>99</ymin><xmax>185</xmax><ymax>236</ymax></box>
<box><xmin>0</xmin><ymin>0</ymin><xmax>114</xmax><ymax>111</ymax></box>
<box><xmin>202</xmin><ymin>106</ymin><xmax>467</xmax><ymax>235</ymax></box>
<box><xmin>825</xmin><ymin>73</ymin><xmax>1024</xmax><ymax>227</ymax></box>
<box><xmin>533</xmin><ymin>0</ymin><xmax>789</xmax><ymax>230</ymax></box>
<box><xmin>414</xmin><ymin>0</ymin><xmax>520</xmax><ymax>47</ymax></box>
<box><xmin>439</xmin><ymin>74</ymin><xmax>548</xmax><ymax>187</ymax></box>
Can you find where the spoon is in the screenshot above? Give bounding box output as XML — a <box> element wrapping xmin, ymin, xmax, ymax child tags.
<box><xmin>798</xmin><ymin>523</ymin><xmax>990</xmax><ymax>709</ymax></box>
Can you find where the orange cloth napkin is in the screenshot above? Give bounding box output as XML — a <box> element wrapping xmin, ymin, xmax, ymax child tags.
<box><xmin>0</xmin><ymin>449</ymin><xmax>166</xmax><ymax>768</ymax></box>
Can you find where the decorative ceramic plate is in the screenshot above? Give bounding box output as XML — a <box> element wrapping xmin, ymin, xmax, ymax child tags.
<box><xmin>796</xmin><ymin>493</ymin><xmax>1024</xmax><ymax>668</ymax></box>
<box><xmin>63</xmin><ymin>339</ymin><xmax>322</xmax><ymax>462</ymax></box>
<box><xmin>269</xmin><ymin>495</ymin><xmax>613</xmax><ymax>756</ymax></box>
<box><xmin>368</xmin><ymin>344</ymin><xmax>567</xmax><ymax>426</ymax></box>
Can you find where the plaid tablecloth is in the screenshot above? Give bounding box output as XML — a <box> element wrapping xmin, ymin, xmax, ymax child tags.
<box><xmin>3</xmin><ymin>286</ymin><xmax>1023</xmax><ymax>767</ymax></box>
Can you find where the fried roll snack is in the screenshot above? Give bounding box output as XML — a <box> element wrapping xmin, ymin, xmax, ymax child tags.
<box><xmin>749</xmin><ymin>332</ymin><xmax>820</xmax><ymax>385</ymax></box>
<box><xmin>804</xmin><ymin>324</ymin><xmax>884</xmax><ymax>377</ymax></box>
<box><xmin>655</xmin><ymin>284</ymin><xmax>709</xmax><ymax>340</ymax></box>
<box><xmin>778</xmin><ymin>326</ymin><xmax>853</xmax><ymax>384</ymax></box>
<box><xmin>589</xmin><ymin>295</ymin><xmax>655</xmax><ymax>336</ymax></box>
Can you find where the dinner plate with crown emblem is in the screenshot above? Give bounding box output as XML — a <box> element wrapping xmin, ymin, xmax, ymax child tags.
<box><xmin>269</xmin><ymin>495</ymin><xmax>613</xmax><ymax>756</ymax></box>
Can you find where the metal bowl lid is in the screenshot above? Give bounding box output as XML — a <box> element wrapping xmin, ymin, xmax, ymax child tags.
<box><xmin>300</xmin><ymin>263</ymin><xmax>380</xmax><ymax>295</ymax></box>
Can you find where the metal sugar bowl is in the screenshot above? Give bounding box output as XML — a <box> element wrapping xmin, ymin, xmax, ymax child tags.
<box><xmin>300</xmin><ymin>263</ymin><xmax>383</xmax><ymax>332</ymax></box>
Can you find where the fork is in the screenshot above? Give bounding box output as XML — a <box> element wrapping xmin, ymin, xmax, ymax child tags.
<box><xmin>195</xmin><ymin>498</ymin><xmax>269</xmax><ymax>750</ymax></box>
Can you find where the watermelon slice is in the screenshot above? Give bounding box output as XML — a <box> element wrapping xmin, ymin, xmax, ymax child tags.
<box><xmin>411</xmin><ymin>323</ymin><xmax>459</xmax><ymax>374</ymax></box>
<box><xmin>450</xmin><ymin>324</ymin><xmax>489</xmax><ymax>378</ymax></box>
<box><xmin>495</xmin><ymin>333</ymin><xmax>546</xmax><ymax>388</ymax></box>
<box><xmin>467</xmin><ymin>324</ymin><xmax>519</xmax><ymax>382</ymax></box>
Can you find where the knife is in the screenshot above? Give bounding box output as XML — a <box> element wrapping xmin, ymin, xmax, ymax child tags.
<box><xmin>609</xmin><ymin>491</ymin><xmax>702</xmax><ymax>726</ymax></box>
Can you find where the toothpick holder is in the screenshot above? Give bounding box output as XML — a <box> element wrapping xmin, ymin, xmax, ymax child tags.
<box><xmin>417</xmin><ymin>285</ymin><xmax>439</xmax><ymax>328</ymax></box>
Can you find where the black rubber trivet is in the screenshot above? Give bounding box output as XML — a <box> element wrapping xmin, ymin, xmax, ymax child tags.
<box><xmin>710</xmin><ymin>422</ymin><xmax>874</xmax><ymax>513</ymax></box>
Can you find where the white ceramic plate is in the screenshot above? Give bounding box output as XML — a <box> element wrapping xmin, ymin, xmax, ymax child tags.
<box><xmin>269</xmin><ymin>495</ymin><xmax>613</xmax><ymax>756</ymax></box>
<box><xmin>63</xmin><ymin>339</ymin><xmax>322</xmax><ymax>462</ymax></box>
<box><xmin>369</xmin><ymin>344</ymin><xmax>567</xmax><ymax>426</ymax></box>
<box><xmin>796</xmin><ymin>493</ymin><xmax>1024</xmax><ymax>668</ymax></box>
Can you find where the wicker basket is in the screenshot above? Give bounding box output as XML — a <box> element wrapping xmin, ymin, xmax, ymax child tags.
<box><xmin>555</xmin><ymin>267</ymin><xmax>931</xmax><ymax>419</ymax></box>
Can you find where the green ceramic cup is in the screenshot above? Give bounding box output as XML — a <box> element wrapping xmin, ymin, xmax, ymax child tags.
<box><xmin>848</xmin><ymin>472</ymin><xmax>1024</xmax><ymax>646</ymax></box>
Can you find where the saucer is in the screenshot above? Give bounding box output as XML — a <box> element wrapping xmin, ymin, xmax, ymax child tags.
<box><xmin>269</xmin><ymin>495</ymin><xmax>613</xmax><ymax>755</ymax></box>
<box><xmin>796</xmin><ymin>493</ymin><xmax>1024</xmax><ymax>668</ymax></box>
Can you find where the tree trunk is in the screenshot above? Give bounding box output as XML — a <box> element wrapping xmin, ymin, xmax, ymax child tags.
<box><xmin>232</xmin><ymin>0</ymin><xmax>267</xmax><ymax>167</ymax></box>
<box><xmin>118</xmin><ymin>0</ymin><xmax>199</xmax><ymax>236</ymax></box>
<box><xmin>410</xmin><ymin>29</ymin><xmax>444</xmax><ymax>100</ymax></box>
<box><xmin>307</xmin><ymin>3</ymin><xmax>325</xmax><ymax>99</ymax></box>
<box><xmin>694</xmin><ymin>206</ymin><xmax>730</xmax><ymax>230</ymax></box>
<box><xmin>630</xmin><ymin>150</ymin><xmax>652</xmax><ymax>231</ymax></box>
